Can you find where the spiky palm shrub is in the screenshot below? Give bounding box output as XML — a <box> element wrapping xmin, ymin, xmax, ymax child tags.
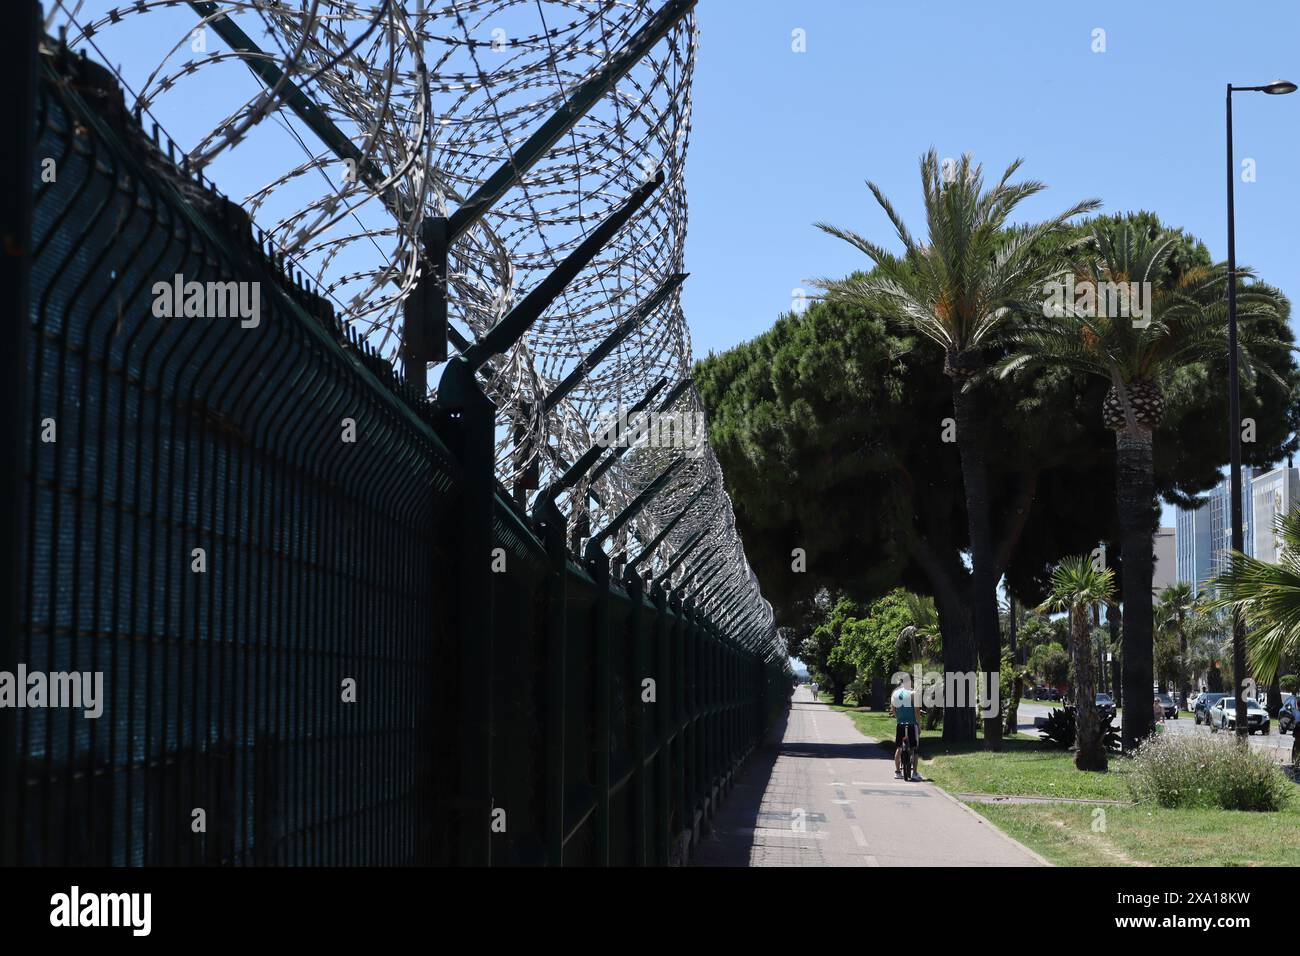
<box><xmin>1038</xmin><ymin>556</ymin><xmax>1117</xmax><ymax>771</ymax></box>
<box><xmin>1208</xmin><ymin>506</ymin><xmax>1300</xmax><ymax>767</ymax></box>
<box><xmin>1001</xmin><ymin>220</ymin><xmax>1290</xmax><ymax>750</ymax></box>
<box><xmin>814</xmin><ymin>151</ymin><xmax>1099</xmax><ymax>748</ymax></box>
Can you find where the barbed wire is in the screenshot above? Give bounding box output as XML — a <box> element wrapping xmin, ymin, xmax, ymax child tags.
<box><xmin>57</xmin><ymin>0</ymin><xmax>780</xmax><ymax>657</ymax></box>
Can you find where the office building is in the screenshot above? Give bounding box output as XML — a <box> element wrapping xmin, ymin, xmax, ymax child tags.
<box><xmin>1175</xmin><ymin>467</ymin><xmax>1258</xmax><ymax>595</ymax></box>
<box><xmin>1152</xmin><ymin>527</ymin><xmax>1176</xmax><ymax>594</ymax></box>
<box><xmin>1251</xmin><ymin>466</ymin><xmax>1300</xmax><ymax>563</ymax></box>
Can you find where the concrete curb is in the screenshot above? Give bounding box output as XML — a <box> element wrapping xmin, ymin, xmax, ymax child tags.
<box><xmin>956</xmin><ymin>792</ymin><xmax>1133</xmax><ymax>808</ymax></box>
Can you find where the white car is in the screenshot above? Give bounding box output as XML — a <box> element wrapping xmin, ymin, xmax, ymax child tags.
<box><xmin>1208</xmin><ymin>696</ymin><xmax>1270</xmax><ymax>735</ymax></box>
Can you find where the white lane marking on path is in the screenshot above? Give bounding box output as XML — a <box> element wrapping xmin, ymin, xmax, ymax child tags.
<box><xmin>831</xmin><ymin>799</ymin><xmax>853</xmax><ymax>805</ymax></box>
<box><xmin>747</xmin><ymin>828</ymin><xmax>828</xmax><ymax>841</ymax></box>
<box><xmin>850</xmin><ymin>825</ymin><xmax>868</xmax><ymax>848</ymax></box>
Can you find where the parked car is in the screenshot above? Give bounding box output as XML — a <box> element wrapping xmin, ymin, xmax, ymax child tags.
<box><xmin>1194</xmin><ymin>692</ymin><xmax>1228</xmax><ymax>725</ymax></box>
<box><xmin>1279</xmin><ymin>695</ymin><xmax>1298</xmax><ymax>735</ymax></box>
<box><xmin>1208</xmin><ymin>696</ymin><xmax>1270</xmax><ymax>734</ymax></box>
<box><xmin>1095</xmin><ymin>693</ymin><xmax>1116</xmax><ymax>720</ymax></box>
<box><xmin>1045</xmin><ymin>687</ymin><xmax>1062</xmax><ymax>702</ymax></box>
<box><xmin>1155</xmin><ymin>692</ymin><xmax>1177</xmax><ymax>719</ymax></box>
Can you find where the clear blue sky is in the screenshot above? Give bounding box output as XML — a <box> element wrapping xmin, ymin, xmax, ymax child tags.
<box><xmin>684</xmin><ymin>0</ymin><xmax>1300</xmax><ymax>359</ymax></box>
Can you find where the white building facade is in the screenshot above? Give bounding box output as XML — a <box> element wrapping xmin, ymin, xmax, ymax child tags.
<box><xmin>1251</xmin><ymin>467</ymin><xmax>1300</xmax><ymax>564</ymax></box>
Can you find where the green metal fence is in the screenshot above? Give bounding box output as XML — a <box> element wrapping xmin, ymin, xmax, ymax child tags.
<box><xmin>3</xmin><ymin>33</ymin><xmax>789</xmax><ymax>868</ymax></box>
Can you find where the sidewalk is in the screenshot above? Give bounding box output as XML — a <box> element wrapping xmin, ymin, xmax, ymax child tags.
<box><xmin>692</xmin><ymin>686</ymin><xmax>1047</xmax><ymax>867</ymax></box>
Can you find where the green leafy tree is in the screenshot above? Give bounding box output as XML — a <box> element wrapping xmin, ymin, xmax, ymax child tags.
<box><xmin>696</xmin><ymin>217</ymin><xmax>1297</xmax><ymax>746</ymax></box>
<box><xmin>813</xmin><ymin>151</ymin><xmax>1100</xmax><ymax>750</ymax></box>
<box><xmin>1029</xmin><ymin>643</ymin><xmax>1071</xmax><ymax>687</ymax></box>
<box><xmin>999</xmin><ymin>217</ymin><xmax>1295</xmax><ymax>749</ymax></box>
<box><xmin>1038</xmin><ymin>557</ymin><xmax>1117</xmax><ymax>771</ymax></box>
<box><xmin>1017</xmin><ymin>615</ymin><xmax>1067</xmax><ymax>660</ymax></box>
<box><xmin>800</xmin><ymin>596</ymin><xmax>865</xmax><ymax>705</ymax></box>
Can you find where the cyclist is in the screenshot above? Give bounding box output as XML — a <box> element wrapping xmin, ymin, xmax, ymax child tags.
<box><xmin>890</xmin><ymin>677</ymin><xmax>921</xmax><ymax>780</ymax></box>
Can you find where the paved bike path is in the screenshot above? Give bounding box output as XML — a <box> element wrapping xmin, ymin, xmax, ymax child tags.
<box><xmin>692</xmin><ymin>686</ymin><xmax>1047</xmax><ymax>867</ymax></box>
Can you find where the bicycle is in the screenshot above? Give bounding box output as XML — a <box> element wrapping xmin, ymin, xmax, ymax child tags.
<box><xmin>898</xmin><ymin>719</ymin><xmax>921</xmax><ymax>781</ymax></box>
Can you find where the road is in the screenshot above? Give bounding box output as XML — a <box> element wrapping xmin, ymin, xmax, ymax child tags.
<box><xmin>1014</xmin><ymin>700</ymin><xmax>1294</xmax><ymax>759</ymax></box>
<box><xmin>692</xmin><ymin>687</ymin><xmax>1046</xmax><ymax>867</ymax></box>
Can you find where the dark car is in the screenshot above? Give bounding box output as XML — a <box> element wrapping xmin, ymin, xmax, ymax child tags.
<box><xmin>1045</xmin><ymin>688</ymin><xmax>1062</xmax><ymax>702</ymax></box>
<box><xmin>1095</xmin><ymin>693</ymin><xmax>1116</xmax><ymax>720</ymax></box>
<box><xmin>1155</xmin><ymin>693</ymin><xmax>1178</xmax><ymax>719</ymax></box>
<box><xmin>1194</xmin><ymin>692</ymin><xmax>1229</xmax><ymax>725</ymax></box>
<box><xmin>1280</xmin><ymin>695</ymin><xmax>1298</xmax><ymax>735</ymax></box>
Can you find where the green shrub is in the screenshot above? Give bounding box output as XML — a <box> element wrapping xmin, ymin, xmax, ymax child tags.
<box><xmin>1128</xmin><ymin>733</ymin><xmax>1291</xmax><ymax>811</ymax></box>
<box><xmin>1282</xmin><ymin>675</ymin><xmax>1297</xmax><ymax>694</ymax></box>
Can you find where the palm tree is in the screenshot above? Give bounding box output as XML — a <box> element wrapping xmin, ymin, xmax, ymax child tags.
<box><xmin>1207</xmin><ymin>506</ymin><xmax>1300</xmax><ymax>765</ymax></box>
<box><xmin>814</xmin><ymin>151</ymin><xmax>1099</xmax><ymax>749</ymax></box>
<box><xmin>999</xmin><ymin>219</ymin><xmax>1290</xmax><ymax>750</ymax></box>
<box><xmin>897</xmin><ymin>592</ymin><xmax>942</xmax><ymax>662</ymax></box>
<box><xmin>1038</xmin><ymin>556</ymin><xmax>1117</xmax><ymax>771</ymax></box>
<box><xmin>1156</xmin><ymin>582</ymin><xmax>1196</xmax><ymax>710</ymax></box>
<box><xmin>897</xmin><ymin>593</ymin><xmax>944</xmax><ymax>729</ymax></box>
<box><xmin>1184</xmin><ymin>606</ymin><xmax>1228</xmax><ymax>693</ymax></box>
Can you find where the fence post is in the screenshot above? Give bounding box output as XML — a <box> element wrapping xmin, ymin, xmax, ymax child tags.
<box><xmin>437</xmin><ymin>359</ymin><xmax>496</xmax><ymax>866</ymax></box>
<box><xmin>0</xmin><ymin>0</ymin><xmax>40</xmax><ymax>869</ymax></box>
<box><xmin>588</xmin><ymin>548</ymin><xmax>612</xmax><ymax>866</ymax></box>
<box><xmin>669</xmin><ymin>591</ymin><xmax>686</xmax><ymax>857</ymax></box>
<box><xmin>681</xmin><ymin>595</ymin><xmax>691</xmax><ymax>858</ymax></box>
<box><xmin>536</xmin><ymin>498</ymin><xmax>568</xmax><ymax>865</ymax></box>
<box><xmin>709</xmin><ymin>624</ymin><xmax>720</xmax><ymax>810</ymax></box>
<box><xmin>651</xmin><ymin>584</ymin><xmax>671</xmax><ymax>865</ymax></box>
<box><xmin>625</xmin><ymin>572</ymin><xmax>650</xmax><ymax>864</ymax></box>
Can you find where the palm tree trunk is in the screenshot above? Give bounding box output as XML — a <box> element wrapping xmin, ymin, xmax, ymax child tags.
<box><xmin>933</xmin><ymin>581</ymin><xmax>977</xmax><ymax>743</ymax></box>
<box><xmin>951</xmin><ymin>367</ymin><xmax>1003</xmax><ymax>750</ymax></box>
<box><xmin>1178</xmin><ymin>627</ymin><xmax>1190</xmax><ymax>712</ymax></box>
<box><xmin>1072</xmin><ymin>608</ymin><xmax>1107</xmax><ymax>770</ymax></box>
<box><xmin>1108</xmin><ymin>599</ymin><xmax>1122</xmax><ymax>707</ymax></box>
<box><xmin>1207</xmin><ymin>664</ymin><xmax>1224</xmax><ymax>693</ymax></box>
<box><xmin>1266</xmin><ymin>673</ymin><xmax>1281</xmax><ymax>719</ymax></box>
<box><xmin>1117</xmin><ymin>425</ymin><xmax>1155</xmax><ymax>751</ymax></box>
<box><xmin>1003</xmin><ymin>672</ymin><xmax>1023</xmax><ymax>736</ymax></box>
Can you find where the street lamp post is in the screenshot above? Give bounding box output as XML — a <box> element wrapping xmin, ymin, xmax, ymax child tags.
<box><xmin>1225</xmin><ymin>79</ymin><xmax>1295</xmax><ymax>739</ymax></box>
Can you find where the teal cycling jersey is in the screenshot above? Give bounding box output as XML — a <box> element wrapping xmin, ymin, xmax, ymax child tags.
<box><xmin>891</xmin><ymin>686</ymin><xmax>917</xmax><ymax>726</ymax></box>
